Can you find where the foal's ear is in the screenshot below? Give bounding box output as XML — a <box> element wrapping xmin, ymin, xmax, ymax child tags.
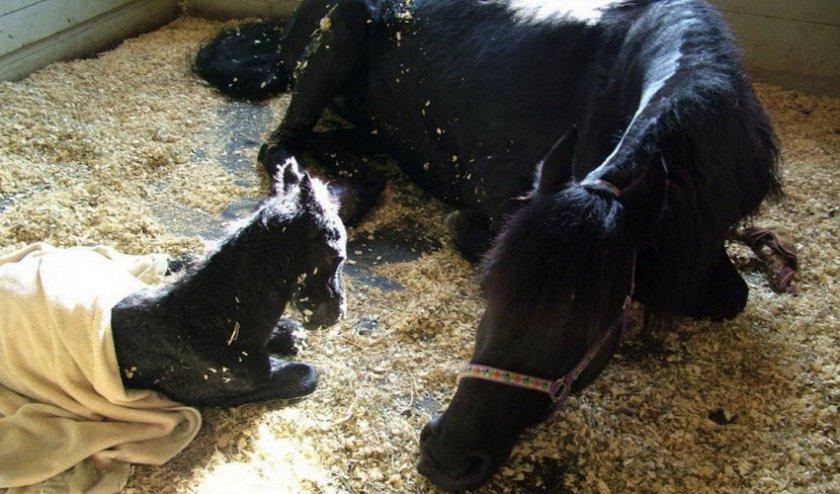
<box><xmin>537</xmin><ymin>126</ymin><xmax>578</xmax><ymax>194</ymax></box>
<box><xmin>299</xmin><ymin>172</ymin><xmax>317</xmax><ymax>203</ymax></box>
<box><xmin>618</xmin><ymin>153</ymin><xmax>668</xmax><ymax>239</ymax></box>
<box><xmin>270</xmin><ymin>157</ymin><xmax>304</xmax><ymax>196</ymax></box>
<box><xmin>283</xmin><ymin>160</ymin><xmax>303</xmax><ymax>189</ymax></box>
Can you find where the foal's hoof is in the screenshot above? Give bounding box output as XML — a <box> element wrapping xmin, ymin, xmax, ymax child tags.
<box><xmin>444</xmin><ymin>210</ymin><xmax>461</xmax><ymax>234</ymax></box>
<box><xmin>269</xmin><ymin>358</ymin><xmax>319</xmax><ymax>399</ymax></box>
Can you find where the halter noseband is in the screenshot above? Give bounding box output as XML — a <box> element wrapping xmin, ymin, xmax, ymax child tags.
<box><xmin>459</xmin><ymin>179</ymin><xmax>634</xmax><ymax>412</ymax></box>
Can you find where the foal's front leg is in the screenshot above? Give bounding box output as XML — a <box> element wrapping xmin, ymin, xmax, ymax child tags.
<box><xmin>259</xmin><ymin>0</ymin><xmax>373</xmax><ymax>177</ymax></box>
<box><xmin>267</xmin><ymin>318</ymin><xmax>303</xmax><ymax>355</ymax></box>
<box><xmin>223</xmin><ymin>354</ymin><xmax>319</xmax><ymax>406</ymax></box>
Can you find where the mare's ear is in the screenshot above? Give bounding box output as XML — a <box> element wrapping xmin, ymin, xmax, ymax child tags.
<box><xmin>537</xmin><ymin>126</ymin><xmax>578</xmax><ymax>195</ymax></box>
<box><xmin>618</xmin><ymin>153</ymin><xmax>668</xmax><ymax>240</ymax></box>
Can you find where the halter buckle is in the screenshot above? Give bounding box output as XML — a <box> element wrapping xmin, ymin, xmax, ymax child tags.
<box><xmin>547</xmin><ymin>378</ymin><xmax>573</xmax><ymax>403</ymax></box>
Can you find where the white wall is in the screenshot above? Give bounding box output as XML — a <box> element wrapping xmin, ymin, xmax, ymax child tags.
<box><xmin>0</xmin><ymin>0</ymin><xmax>179</xmax><ymax>81</ymax></box>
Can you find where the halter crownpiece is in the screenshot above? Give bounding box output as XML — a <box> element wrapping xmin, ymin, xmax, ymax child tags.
<box><xmin>592</xmin><ymin>179</ymin><xmax>622</xmax><ymax>198</ymax></box>
<box><xmin>580</xmin><ymin>178</ymin><xmax>623</xmax><ymax>198</ymax></box>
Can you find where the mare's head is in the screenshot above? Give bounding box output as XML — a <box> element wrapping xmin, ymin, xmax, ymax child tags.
<box><xmin>418</xmin><ymin>129</ymin><xmax>667</xmax><ymax>491</ymax></box>
<box><xmin>266</xmin><ymin>159</ymin><xmax>347</xmax><ymax>327</ymax></box>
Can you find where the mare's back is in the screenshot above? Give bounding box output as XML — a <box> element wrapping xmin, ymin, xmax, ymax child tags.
<box><xmin>366</xmin><ymin>0</ymin><xmax>619</xmax><ymax>157</ymax></box>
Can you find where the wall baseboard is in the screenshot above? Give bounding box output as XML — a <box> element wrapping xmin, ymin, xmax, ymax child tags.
<box><xmin>0</xmin><ymin>0</ymin><xmax>179</xmax><ymax>81</ymax></box>
<box><xmin>749</xmin><ymin>68</ymin><xmax>839</xmax><ymax>99</ymax></box>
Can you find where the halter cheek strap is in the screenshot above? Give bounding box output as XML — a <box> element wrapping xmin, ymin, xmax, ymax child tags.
<box><xmin>459</xmin><ymin>321</ymin><xmax>619</xmax><ymax>404</ymax></box>
<box><xmin>459</xmin><ymin>179</ymin><xmax>634</xmax><ymax>412</ymax></box>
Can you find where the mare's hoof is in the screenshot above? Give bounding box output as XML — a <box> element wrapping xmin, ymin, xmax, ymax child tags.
<box><xmin>690</xmin><ymin>276</ymin><xmax>748</xmax><ymax>322</ymax></box>
<box><xmin>446</xmin><ymin>209</ymin><xmax>493</xmax><ymax>262</ymax></box>
<box><xmin>259</xmin><ymin>144</ymin><xmax>292</xmax><ymax>177</ymax></box>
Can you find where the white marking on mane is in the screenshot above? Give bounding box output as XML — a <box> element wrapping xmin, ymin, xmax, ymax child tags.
<box><xmin>508</xmin><ymin>0</ymin><xmax>619</xmax><ymax>25</ymax></box>
<box><xmin>584</xmin><ymin>18</ymin><xmax>689</xmax><ymax>181</ymax></box>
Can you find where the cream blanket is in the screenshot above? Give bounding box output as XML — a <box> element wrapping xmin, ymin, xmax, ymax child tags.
<box><xmin>0</xmin><ymin>243</ymin><xmax>202</xmax><ymax>492</ymax></box>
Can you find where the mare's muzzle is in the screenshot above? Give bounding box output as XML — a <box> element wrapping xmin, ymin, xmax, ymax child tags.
<box><xmin>418</xmin><ymin>415</ymin><xmax>500</xmax><ymax>492</ymax></box>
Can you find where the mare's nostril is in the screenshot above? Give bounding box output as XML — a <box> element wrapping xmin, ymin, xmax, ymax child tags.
<box><xmin>420</xmin><ymin>416</ymin><xmax>443</xmax><ymax>443</ymax></box>
<box><xmin>465</xmin><ymin>451</ymin><xmax>494</xmax><ymax>480</ymax></box>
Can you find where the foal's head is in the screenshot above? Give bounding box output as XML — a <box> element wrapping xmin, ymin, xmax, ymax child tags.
<box><xmin>419</xmin><ymin>130</ymin><xmax>667</xmax><ymax>491</ymax></box>
<box><xmin>266</xmin><ymin>159</ymin><xmax>348</xmax><ymax>327</ymax></box>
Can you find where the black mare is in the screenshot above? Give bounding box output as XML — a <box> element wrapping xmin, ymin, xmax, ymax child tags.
<box><xmin>113</xmin><ymin>161</ymin><xmax>347</xmax><ymax>406</ymax></box>
<box><xmin>196</xmin><ymin>0</ymin><xmax>779</xmax><ymax>489</ymax></box>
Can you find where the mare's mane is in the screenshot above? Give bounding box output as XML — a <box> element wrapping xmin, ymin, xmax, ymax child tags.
<box><xmin>481</xmin><ymin>185</ymin><xmax>634</xmax><ymax>346</ymax></box>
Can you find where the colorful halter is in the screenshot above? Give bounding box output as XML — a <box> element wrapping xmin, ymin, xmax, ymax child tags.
<box><xmin>459</xmin><ymin>292</ymin><xmax>632</xmax><ymax>408</ymax></box>
<box><xmin>459</xmin><ymin>179</ymin><xmax>634</xmax><ymax>411</ymax></box>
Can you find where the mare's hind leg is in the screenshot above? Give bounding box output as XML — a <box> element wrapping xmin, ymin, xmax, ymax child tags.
<box><xmin>259</xmin><ymin>0</ymin><xmax>372</xmax><ymax>177</ymax></box>
<box><xmin>445</xmin><ymin>209</ymin><xmax>494</xmax><ymax>262</ymax></box>
<box><xmin>688</xmin><ymin>249</ymin><xmax>749</xmax><ymax>321</ymax></box>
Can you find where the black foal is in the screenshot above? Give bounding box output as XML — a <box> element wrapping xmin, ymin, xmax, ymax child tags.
<box><xmin>111</xmin><ymin>159</ymin><xmax>347</xmax><ymax>406</ymax></box>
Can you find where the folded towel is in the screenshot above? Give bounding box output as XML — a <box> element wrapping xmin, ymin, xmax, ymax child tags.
<box><xmin>0</xmin><ymin>243</ymin><xmax>201</xmax><ymax>492</ymax></box>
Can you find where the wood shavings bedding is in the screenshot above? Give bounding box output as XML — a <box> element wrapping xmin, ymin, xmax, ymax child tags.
<box><xmin>1</xmin><ymin>17</ymin><xmax>837</xmax><ymax>494</ymax></box>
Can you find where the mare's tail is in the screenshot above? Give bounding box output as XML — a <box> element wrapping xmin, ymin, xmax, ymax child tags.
<box><xmin>195</xmin><ymin>21</ymin><xmax>288</xmax><ymax>100</ymax></box>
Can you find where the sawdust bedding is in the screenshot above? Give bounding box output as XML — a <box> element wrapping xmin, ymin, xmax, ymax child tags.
<box><xmin>0</xmin><ymin>17</ymin><xmax>837</xmax><ymax>494</ymax></box>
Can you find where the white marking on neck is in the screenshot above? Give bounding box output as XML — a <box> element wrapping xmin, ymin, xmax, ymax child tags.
<box><xmin>586</xmin><ymin>34</ymin><xmax>685</xmax><ymax>180</ymax></box>
<box><xmin>508</xmin><ymin>0</ymin><xmax>619</xmax><ymax>25</ymax></box>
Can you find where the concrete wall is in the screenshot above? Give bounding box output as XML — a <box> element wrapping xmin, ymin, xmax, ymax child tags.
<box><xmin>713</xmin><ymin>0</ymin><xmax>839</xmax><ymax>96</ymax></box>
<box><xmin>187</xmin><ymin>0</ymin><xmax>299</xmax><ymax>19</ymax></box>
<box><xmin>0</xmin><ymin>0</ymin><xmax>179</xmax><ymax>81</ymax></box>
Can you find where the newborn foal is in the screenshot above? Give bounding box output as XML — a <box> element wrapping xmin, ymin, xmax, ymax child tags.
<box><xmin>112</xmin><ymin>160</ymin><xmax>347</xmax><ymax>406</ymax></box>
